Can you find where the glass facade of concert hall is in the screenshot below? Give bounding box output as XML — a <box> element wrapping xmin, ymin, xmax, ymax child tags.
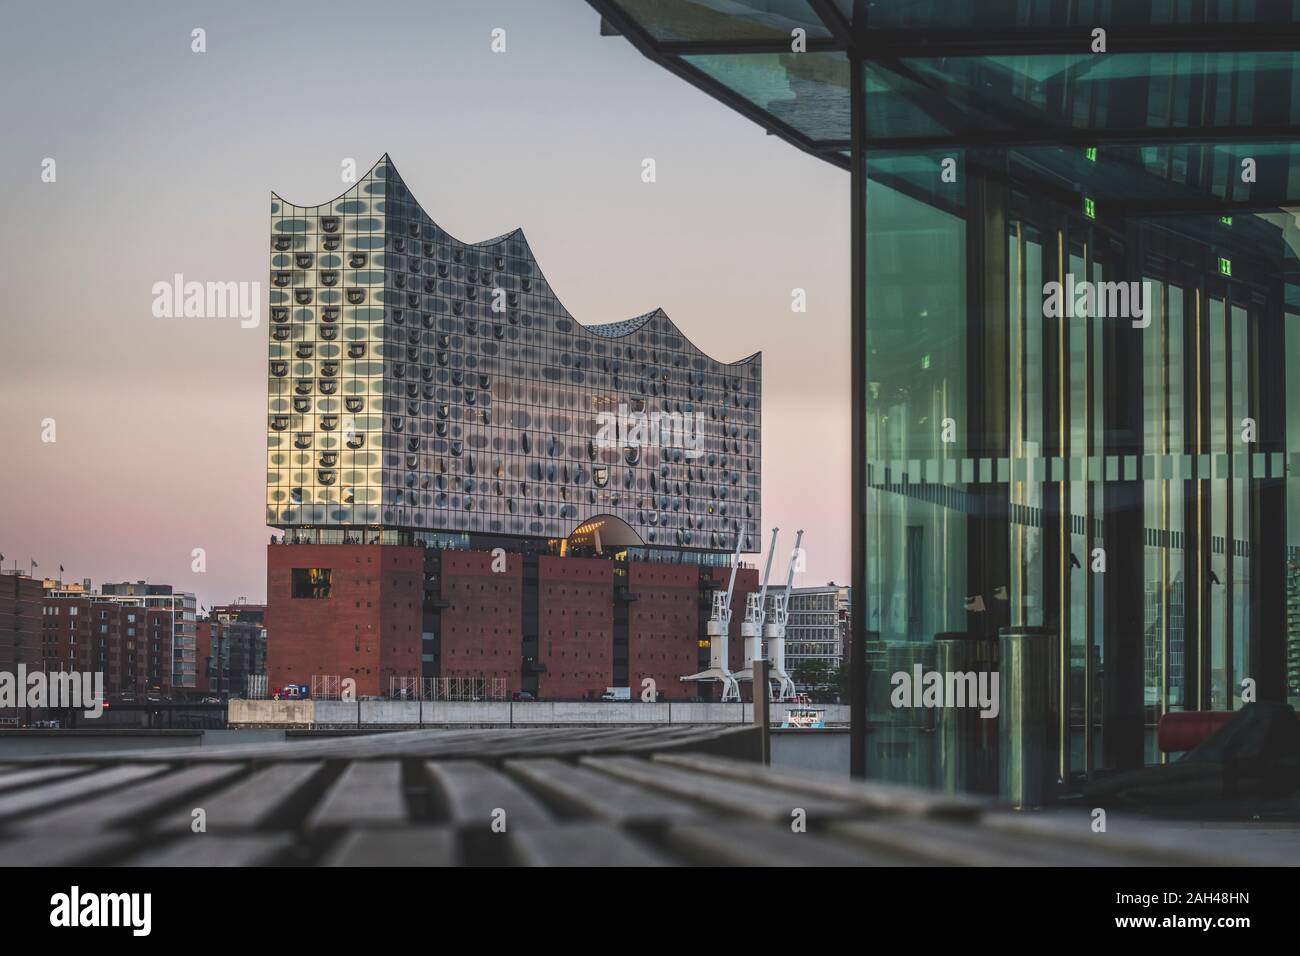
<box><xmin>590</xmin><ymin>0</ymin><xmax>1300</xmax><ymax>791</ymax></box>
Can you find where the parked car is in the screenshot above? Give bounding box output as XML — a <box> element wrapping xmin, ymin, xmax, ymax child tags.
<box><xmin>512</xmin><ymin>691</ymin><xmax>535</xmax><ymax>702</ymax></box>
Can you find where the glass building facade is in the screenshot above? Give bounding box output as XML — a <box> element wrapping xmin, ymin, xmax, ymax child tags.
<box><xmin>267</xmin><ymin>156</ymin><xmax>762</xmax><ymax>556</ymax></box>
<box><xmin>589</xmin><ymin>0</ymin><xmax>1300</xmax><ymax>792</ymax></box>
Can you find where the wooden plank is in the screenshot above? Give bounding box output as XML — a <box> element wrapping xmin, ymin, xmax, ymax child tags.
<box><xmin>505</xmin><ymin>759</ymin><xmax>703</xmax><ymax>826</ymax></box>
<box><xmin>0</xmin><ymin>765</ymin><xmax>165</xmax><ymax>822</ymax></box>
<box><xmin>307</xmin><ymin>760</ymin><xmax>407</xmax><ymax>828</ymax></box>
<box><xmin>322</xmin><ymin>827</ymin><xmax>459</xmax><ymax>867</ymax></box>
<box><xmin>121</xmin><ymin>834</ymin><xmax>294</xmax><ymax>867</ymax></box>
<box><xmin>410</xmin><ymin>731</ymin><xmax>574</xmax><ymax>763</ymax></box>
<box><xmin>829</xmin><ymin>817</ymin><xmax>1129</xmax><ymax>867</ymax></box>
<box><xmin>665</xmin><ymin>821</ymin><xmax>896</xmax><ymax>866</ymax></box>
<box><xmin>11</xmin><ymin>764</ymin><xmax>246</xmax><ymax>835</ymax></box>
<box><xmin>0</xmin><ymin>764</ymin><xmax>93</xmax><ymax>794</ymax></box>
<box><xmin>507</xmin><ymin>823</ymin><xmax>670</xmax><ymax>866</ymax></box>
<box><xmin>154</xmin><ymin>763</ymin><xmax>323</xmax><ymax>832</ymax></box>
<box><xmin>15</xmin><ymin>725</ymin><xmax>747</xmax><ymax>765</ymax></box>
<box><xmin>415</xmin><ymin>728</ymin><xmax>645</xmax><ymax>763</ymax></box>
<box><xmin>0</xmin><ymin>832</ymin><xmax>140</xmax><ymax>867</ymax></box>
<box><xmin>425</xmin><ymin>760</ymin><xmax>554</xmax><ymax>829</ymax></box>
<box><xmin>533</xmin><ymin>729</ymin><xmax>735</xmax><ymax>760</ymax></box>
<box><xmin>654</xmin><ymin>753</ymin><xmax>987</xmax><ymax>818</ymax></box>
<box><xmin>980</xmin><ymin>810</ymin><xmax>1287</xmax><ymax>866</ymax></box>
<box><xmin>581</xmin><ymin>756</ymin><xmax>860</xmax><ymax>825</ymax></box>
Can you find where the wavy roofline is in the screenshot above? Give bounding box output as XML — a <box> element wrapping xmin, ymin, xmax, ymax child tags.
<box><xmin>272</xmin><ymin>154</ymin><xmax>761</xmax><ymax>368</ymax></box>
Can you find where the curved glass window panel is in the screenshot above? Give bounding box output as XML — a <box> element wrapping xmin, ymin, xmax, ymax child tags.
<box><xmin>683</xmin><ymin>52</ymin><xmax>850</xmax><ymax>140</ymax></box>
<box><xmin>613</xmin><ymin>0</ymin><xmax>831</xmax><ymax>41</ymax></box>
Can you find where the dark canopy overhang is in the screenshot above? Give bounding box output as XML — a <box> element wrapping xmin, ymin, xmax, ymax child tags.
<box><xmin>588</xmin><ymin>0</ymin><xmax>1300</xmax><ymax>214</ymax></box>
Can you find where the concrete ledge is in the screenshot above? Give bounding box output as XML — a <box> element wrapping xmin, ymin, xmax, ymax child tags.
<box><xmin>0</xmin><ymin>728</ymin><xmax>207</xmax><ymax>758</ymax></box>
<box><xmin>228</xmin><ymin>699</ymin><xmax>314</xmax><ymax>727</ymax></box>
<box><xmin>228</xmin><ymin>699</ymin><xmax>850</xmax><ymax>728</ymax></box>
<box><xmin>0</xmin><ymin>729</ymin><xmax>204</xmax><ymax>737</ymax></box>
<box><xmin>513</xmin><ymin>702</ymin><xmax>669</xmax><ymax>724</ymax></box>
<box><xmin>421</xmin><ymin>702</ymin><xmax>513</xmax><ymax>724</ymax></box>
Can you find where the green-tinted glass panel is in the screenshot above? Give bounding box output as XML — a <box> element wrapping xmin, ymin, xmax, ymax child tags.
<box><xmin>994</xmin><ymin>143</ymin><xmax>1300</xmax><ymax>209</ymax></box>
<box><xmin>864</xmin><ymin>60</ymin><xmax>1013</xmax><ymax>141</ymax></box>
<box><xmin>683</xmin><ymin>52</ymin><xmax>850</xmax><ymax>140</ymax></box>
<box><xmin>857</xmin><ymin>0</ymin><xmax>1300</xmax><ymax>30</ymax></box>
<box><xmin>864</xmin><ymin>53</ymin><xmax>1300</xmax><ymax>154</ymax></box>
<box><xmin>893</xmin><ymin>52</ymin><xmax>1300</xmax><ymax>136</ymax></box>
<box><xmin>1288</xmin><ymin>307</ymin><xmax>1300</xmax><ymax>708</ymax></box>
<box><xmin>861</xmin><ymin>145</ymin><xmax>1297</xmax><ymax>791</ymax></box>
<box><xmin>864</xmin><ymin>154</ymin><xmax>972</xmax><ymax>791</ymax></box>
<box><xmin>614</xmin><ymin>0</ymin><xmax>832</xmax><ymax>41</ymax></box>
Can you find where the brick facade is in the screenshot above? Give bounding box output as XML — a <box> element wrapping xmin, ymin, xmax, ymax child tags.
<box><xmin>437</xmin><ymin>550</ymin><xmax>522</xmax><ymax>694</ymax></box>
<box><xmin>0</xmin><ymin>574</ymin><xmax>43</xmax><ymax>675</ymax></box>
<box><xmin>267</xmin><ymin>543</ymin><xmax>758</xmax><ymax>701</ymax></box>
<box><xmin>537</xmin><ymin>556</ymin><xmax>612</xmax><ymax>700</ymax></box>
<box><xmin>627</xmin><ymin>562</ymin><xmax>699</xmax><ymax>701</ymax></box>
<box><xmin>266</xmin><ymin>543</ymin><xmax>421</xmax><ymax>697</ymax></box>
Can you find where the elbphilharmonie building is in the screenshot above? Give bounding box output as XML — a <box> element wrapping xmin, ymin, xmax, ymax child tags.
<box><xmin>267</xmin><ymin>156</ymin><xmax>761</xmax><ymax>554</ymax></box>
<box><xmin>265</xmin><ymin>156</ymin><xmax>764</xmax><ymax>701</ymax></box>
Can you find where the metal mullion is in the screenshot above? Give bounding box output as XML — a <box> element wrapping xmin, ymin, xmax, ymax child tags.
<box><xmin>861</xmin><ymin>124</ymin><xmax>1300</xmax><ymax>150</ymax></box>
<box><xmin>849</xmin><ymin>47</ymin><xmax>866</xmax><ymax>779</ymax></box>
<box><xmin>806</xmin><ymin>0</ymin><xmax>854</xmax><ymax>47</ymax></box>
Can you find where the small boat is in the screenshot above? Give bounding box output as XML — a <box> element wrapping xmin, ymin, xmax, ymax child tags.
<box><xmin>780</xmin><ymin>698</ymin><xmax>825</xmax><ymax>729</ymax></box>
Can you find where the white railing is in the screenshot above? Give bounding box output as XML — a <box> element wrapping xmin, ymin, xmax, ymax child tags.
<box><xmin>387</xmin><ymin>676</ymin><xmax>507</xmax><ymax>701</ymax></box>
<box><xmin>246</xmin><ymin>674</ymin><xmax>269</xmax><ymax>700</ymax></box>
<box><xmin>311</xmin><ymin>674</ymin><xmax>342</xmax><ymax>700</ymax></box>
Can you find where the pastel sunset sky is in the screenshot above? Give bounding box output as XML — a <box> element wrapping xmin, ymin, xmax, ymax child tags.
<box><xmin>0</xmin><ymin>0</ymin><xmax>850</xmax><ymax>608</ymax></box>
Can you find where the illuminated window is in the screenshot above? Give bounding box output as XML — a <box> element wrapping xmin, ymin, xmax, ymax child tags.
<box><xmin>291</xmin><ymin>568</ymin><xmax>332</xmax><ymax>599</ymax></box>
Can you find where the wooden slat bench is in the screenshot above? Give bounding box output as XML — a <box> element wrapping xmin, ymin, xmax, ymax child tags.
<box><xmin>0</xmin><ymin>725</ymin><xmax>1290</xmax><ymax>866</ymax></box>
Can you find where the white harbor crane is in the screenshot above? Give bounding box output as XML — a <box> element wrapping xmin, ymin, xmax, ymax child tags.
<box><xmin>680</xmin><ymin>533</ymin><xmax>743</xmax><ymax>702</ymax></box>
<box><xmin>732</xmin><ymin>527</ymin><xmax>779</xmax><ymax>690</ymax></box>
<box><xmin>765</xmin><ymin>529</ymin><xmax>804</xmax><ymax>702</ymax></box>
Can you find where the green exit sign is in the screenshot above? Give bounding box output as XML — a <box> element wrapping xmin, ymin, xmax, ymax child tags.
<box><xmin>1218</xmin><ymin>257</ymin><xmax>1233</xmax><ymax>276</ymax></box>
<box><xmin>1085</xmin><ymin>147</ymin><xmax>1097</xmax><ymax>162</ymax></box>
<box><xmin>1219</xmin><ymin>216</ymin><xmax>1233</xmax><ymax>226</ymax></box>
<box><xmin>1083</xmin><ymin>197</ymin><xmax>1097</xmax><ymax>220</ymax></box>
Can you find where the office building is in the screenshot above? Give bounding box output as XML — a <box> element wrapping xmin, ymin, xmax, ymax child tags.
<box><xmin>0</xmin><ymin>571</ymin><xmax>43</xmax><ymax>679</ymax></box>
<box><xmin>784</xmin><ymin>583</ymin><xmax>851</xmax><ymax>695</ymax></box>
<box><xmin>42</xmin><ymin>580</ymin><xmax>197</xmax><ymax>698</ymax></box>
<box><xmin>197</xmin><ymin>615</ymin><xmax>267</xmax><ymax>698</ymax></box>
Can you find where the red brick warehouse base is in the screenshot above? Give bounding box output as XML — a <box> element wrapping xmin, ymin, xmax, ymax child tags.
<box><xmin>266</xmin><ymin>543</ymin><xmax>757</xmax><ymax>701</ymax></box>
<box><xmin>266</xmin><ymin>543</ymin><xmax>421</xmax><ymax>697</ymax></box>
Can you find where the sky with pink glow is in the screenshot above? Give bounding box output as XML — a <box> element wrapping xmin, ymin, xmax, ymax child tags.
<box><xmin>0</xmin><ymin>0</ymin><xmax>849</xmax><ymax>609</ymax></box>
